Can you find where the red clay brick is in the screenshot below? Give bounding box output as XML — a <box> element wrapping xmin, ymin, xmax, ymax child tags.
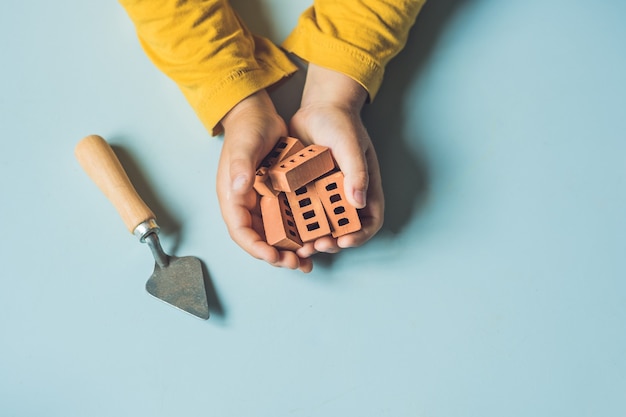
<box><xmin>260</xmin><ymin>194</ymin><xmax>303</xmax><ymax>251</ymax></box>
<box><xmin>314</xmin><ymin>171</ymin><xmax>362</xmax><ymax>237</ymax></box>
<box><xmin>255</xmin><ymin>137</ymin><xmax>305</xmax><ymax>196</ymax></box>
<box><xmin>253</xmin><ymin>167</ymin><xmax>279</xmax><ymax>197</ymax></box>
<box><xmin>258</xmin><ymin>136</ymin><xmax>305</xmax><ymax>169</ymax></box>
<box><xmin>286</xmin><ymin>183</ymin><xmax>331</xmax><ymax>242</ymax></box>
<box><xmin>268</xmin><ymin>145</ymin><xmax>335</xmax><ymax>193</ymax></box>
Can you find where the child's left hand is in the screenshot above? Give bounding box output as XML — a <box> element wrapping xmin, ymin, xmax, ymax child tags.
<box><xmin>288</xmin><ymin>63</ymin><xmax>385</xmax><ymax>258</ymax></box>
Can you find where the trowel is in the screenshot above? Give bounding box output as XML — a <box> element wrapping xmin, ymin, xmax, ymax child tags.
<box><xmin>75</xmin><ymin>134</ymin><xmax>209</xmax><ymax>320</ymax></box>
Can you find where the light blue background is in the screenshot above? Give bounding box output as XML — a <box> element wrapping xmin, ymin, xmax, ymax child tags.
<box><xmin>1</xmin><ymin>1</ymin><xmax>625</xmax><ymax>416</ymax></box>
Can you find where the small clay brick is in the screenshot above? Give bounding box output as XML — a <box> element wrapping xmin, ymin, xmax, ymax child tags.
<box><xmin>286</xmin><ymin>183</ymin><xmax>331</xmax><ymax>242</ymax></box>
<box><xmin>253</xmin><ymin>167</ymin><xmax>279</xmax><ymax>197</ymax></box>
<box><xmin>276</xmin><ymin>136</ymin><xmax>305</xmax><ymax>162</ymax></box>
<box><xmin>315</xmin><ymin>171</ymin><xmax>362</xmax><ymax>237</ymax></box>
<box><xmin>254</xmin><ymin>137</ymin><xmax>305</xmax><ymax>196</ymax></box>
<box><xmin>258</xmin><ymin>136</ymin><xmax>305</xmax><ymax>169</ymax></box>
<box><xmin>268</xmin><ymin>145</ymin><xmax>335</xmax><ymax>193</ymax></box>
<box><xmin>260</xmin><ymin>194</ymin><xmax>303</xmax><ymax>251</ymax></box>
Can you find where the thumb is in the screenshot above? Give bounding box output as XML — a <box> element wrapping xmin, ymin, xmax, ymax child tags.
<box><xmin>230</xmin><ymin>157</ymin><xmax>254</xmax><ymax>195</ymax></box>
<box><xmin>223</xmin><ymin>135</ymin><xmax>263</xmax><ymax>197</ymax></box>
<box><xmin>330</xmin><ymin>138</ymin><xmax>369</xmax><ymax>209</ymax></box>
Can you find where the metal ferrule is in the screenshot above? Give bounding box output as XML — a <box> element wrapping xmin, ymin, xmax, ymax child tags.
<box><xmin>133</xmin><ymin>219</ymin><xmax>160</xmax><ymax>243</ymax></box>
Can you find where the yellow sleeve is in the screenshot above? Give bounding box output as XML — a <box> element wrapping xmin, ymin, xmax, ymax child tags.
<box><xmin>282</xmin><ymin>0</ymin><xmax>426</xmax><ymax>100</ymax></box>
<box><xmin>118</xmin><ymin>0</ymin><xmax>298</xmax><ymax>136</ymax></box>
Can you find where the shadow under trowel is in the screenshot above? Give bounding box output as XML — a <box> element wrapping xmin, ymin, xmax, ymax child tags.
<box><xmin>111</xmin><ymin>141</ymin><xmax>228</xmax><ymax>321</ymax></box>
<box><xmin>200</xmin><ymin>259</ymin><xmax>227</xmax><ymax>322</ymax></box>
<box><xmin>110</xmin><ymin>143</ymin><xmax>183</xmax><ymax>255</ymax></box>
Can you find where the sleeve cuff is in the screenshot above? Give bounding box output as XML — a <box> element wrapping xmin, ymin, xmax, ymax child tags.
<box><xmin>282</xmin><ymin>23</ymin><xmax>385</xmax><ymax>101</ymax></box>
<box><xmin>182</xmin><ymin>36</ymin><xmax>298</xmax><ymax>136</ymax></box>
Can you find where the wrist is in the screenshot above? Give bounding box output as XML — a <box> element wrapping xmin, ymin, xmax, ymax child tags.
<box><xmin>300</xmin><ymin>63</ymin><xmax>368</xmax><ymax>111</ymax></box>
<box><xmin>221</xmin><ymin>89</ymin><xmax>276</xmax><ymax>131</ymax></box>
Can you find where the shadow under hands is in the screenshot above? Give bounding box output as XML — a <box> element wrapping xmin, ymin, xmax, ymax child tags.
<box><xmin>362</xmin><ymin>0</ymin><xmax>471</xmax><ymax>235</ymax></box>
<box><xmin>229</xmin><ymin>0</ymin><xmax>278</xmax><ymax>40</ymax></box>
<box><xmin>225</xmin><ymin>0</ymin><xmax>471</xmax><ymax>270</ymax></box>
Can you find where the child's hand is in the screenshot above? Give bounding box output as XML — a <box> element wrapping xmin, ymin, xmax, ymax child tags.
<box><xmin>289</xmin><ymin>64</ymin><xmax>385</xmax><ymax>258</ymax></box>
<box><xmin>217</xmin><ymin>90</ymin><xmax>313</xmax><ymax>273</ymax></box>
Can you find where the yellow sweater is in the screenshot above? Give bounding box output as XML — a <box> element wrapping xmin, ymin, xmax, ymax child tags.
<box><xmin>119</xmin><ymin>0</ymin><xmax>426</xmax><ymax>135</ymax></box>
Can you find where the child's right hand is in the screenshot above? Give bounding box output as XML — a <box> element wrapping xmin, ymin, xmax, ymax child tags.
<box><xmin>217</xmin><ymin>90</ymin><xmax>313</xmax><ymax>272</ymax></box>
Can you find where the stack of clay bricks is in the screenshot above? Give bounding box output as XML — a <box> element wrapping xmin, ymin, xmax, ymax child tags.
<box><xmin>254</xmin><ymin>136</ymin><xmax>361</xmax><ymax>250</ymax></box>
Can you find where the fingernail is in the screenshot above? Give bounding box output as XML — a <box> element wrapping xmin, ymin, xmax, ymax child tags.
<box><xmin>354</xmin><ymin>190</ymin><xmax>366</xmax><ymax>207</ymax></box>
<box><xmin>232</xmin><ymin>175</ymin><xmax>247</xmax><ymax>192</ymax></box>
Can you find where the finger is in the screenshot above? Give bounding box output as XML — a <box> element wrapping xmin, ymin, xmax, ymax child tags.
<box><xmin>336</xmin><ymin>198</ymin><xmax>384</xmax><ymax>248</ymax></box>
<box><xmin>223</xmin><ymin>139</ymin><xmax>264</xmax><ymax>197</ymax></box>
<box><xmin>296</xmin><ymin>242</ymin><xmax>317</xmax><ymax>258</ymax></box>
<box><xmin>272</xmin><ymin>250</ymin><xmax>302</xmax><ymax>269</ymax></box>
<box><xmin>267</xmin><ymin>250</ymin><xmax>314</xmax><ymax>273</ymax></box>
<box><xmin>333</xmin><ymin>134</ymin><xmax>369</xmax><ymax>209</ymax></box>
<box><xmin>313</xmin><ymin>235</ymin><xmax>341</xmax><ymax>253</ymax></box>
<box><xmin>336</xmin><ymin>219</ymin><xmax>380</xmax><ymax>248</ymax></box>
<box><xmin>223</xmin><ymin>203</ymin><xmax>281</xmax><ymax>264</ymax></box>
<box><xmin>298</xmin><ymin>257</ymin><xmax>314</xmax><ymax>273</ymax></box>
<box><xmin>337</xmin><ymin>147</ymin><xmax>385</xmax><ymax>248</ymax></box>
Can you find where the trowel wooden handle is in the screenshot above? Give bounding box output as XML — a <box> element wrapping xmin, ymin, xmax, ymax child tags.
<box><xmin>75</xmin><ymin>134</ymin><xmax>155</xmax><ymax>234</ymax></box>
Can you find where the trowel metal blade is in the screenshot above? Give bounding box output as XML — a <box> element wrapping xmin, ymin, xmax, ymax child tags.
<box><xmin>145</xmin><ymin>256</ymin><xmax>209</xmax><ymax>320</ymax></box>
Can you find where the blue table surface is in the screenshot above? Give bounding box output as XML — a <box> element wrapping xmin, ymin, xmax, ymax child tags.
<box><xmin>1</xmin><ymin>1</ymin><xmax>625</xmax><ymax>416</ymax></box>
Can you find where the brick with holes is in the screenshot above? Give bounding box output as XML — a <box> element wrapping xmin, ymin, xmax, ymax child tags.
<box><xmin>260</xmin><ymin>193</ymin><xmax>303</xmax><ymax>250</ymax></box>
<box><xmin>314</xmin><ymin>171</ymin><xmax>362</xmax><ymax>237</ymax></box>
<box><xmin>285</xmin><ymin>183</ymin><xmax>331</xmax><ymax>242</ymax></box>
<box><xmin>268</xmin><ymin>145</ymin><xmax>335</xmax><ymax>193</ymax></box>
<box><xmin>253</xmin><ymin>167</ymin><xmax>278</xmax><ymax>197</ymax></box>
<box><xmin>254</xmin><ymin>137</ymin><xmax>305</xmax><ymax>196</ymax></box>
